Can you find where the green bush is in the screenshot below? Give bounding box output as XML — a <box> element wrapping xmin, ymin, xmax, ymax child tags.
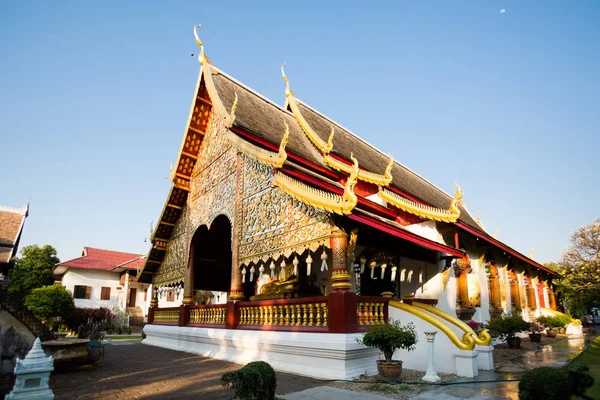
<box><xmin>486</xmin><ymin>311</ymin><xmax>529</xmax><ymax>340</ymax></box>
<box><xmin>518</xmin><ymin>366</ymin><xmax>594</xmax><ymax>400</ymax></box>
<box><xmin>357</xmin><ymin>319</ymin><xmax>417</xmax><ymax>361</ymax></box>
<box><xmin>222</xmin><ymin>361</ymin><xmax>276</xmax><ymax>400</ymax></box>
<box><xmin>24</xmin><ymin>284</ymin><xmax>75</xmax><ymax>330</ymax></box>
<box><xmin>536</xmin><ymin>315</ymin><xmax>572</xmax><ymax>329</ymax></box>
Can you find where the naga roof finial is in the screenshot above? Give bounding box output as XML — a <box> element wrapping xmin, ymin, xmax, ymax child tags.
<box><xmin>279</xmin><ymin>121</ymin><xmax>290</xmax><ymax>159</ymax></box>
<box><xmin>282</xmin><ymin>63</ymin><xmax>292</xmax><ymax>98</ymax></box>
<box><xmin>193</xmin><ymin>24</ymin><xmax>206</xmax><ymax>65</ymax></box>
<box><xmin>384</xmin><ymin>154</ymin><xmax>394</xmax><ymax>180</ymax></box>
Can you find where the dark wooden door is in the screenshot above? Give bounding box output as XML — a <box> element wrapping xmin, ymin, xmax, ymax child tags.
<box><xmin>128</xmin><ymin>288</ymin><xmax>137</xmax><ymax>307</ymax></box>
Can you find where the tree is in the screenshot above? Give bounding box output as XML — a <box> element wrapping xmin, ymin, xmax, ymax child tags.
<box><xmin>8</xmin><ymin>244</ymin><xmax>59</xmax><ymax>300</ymax></box>
<box><xmin>556</xmin><ymin>220</ymin><xmax>600</xmax><ymax>314</ymax></box>
<box><xmin>24</xmin><ymin>284</ymin><xmax>75</xmax><ymax>330</ymax></box>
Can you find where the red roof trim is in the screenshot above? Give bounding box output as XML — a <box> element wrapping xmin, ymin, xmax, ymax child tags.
<box><xmin>349</xmin><ymin>214</ymin><xmax>465</xmax><ymax>257</ymax></box>
<box><xmin>455</xmin><ymin>221</ymin><xmax>558</xmax><ymax>276</ymax></box>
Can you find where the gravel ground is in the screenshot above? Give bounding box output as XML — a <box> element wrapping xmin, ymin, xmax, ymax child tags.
<box><xmin>492</xmin><ymin>334</ymin><xmax>566</xmax><ymax>365</ymax></box>
<box><xmin>328</xmin><ymin>369</ymin><xmax>456</xmax><ymax>400</ymax></box>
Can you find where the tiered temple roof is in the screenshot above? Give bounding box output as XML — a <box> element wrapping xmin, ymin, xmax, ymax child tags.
<box><xmin>137</xmin><ymin>30</ymin><xmax>557</xmax><ymax>282</ymax></box>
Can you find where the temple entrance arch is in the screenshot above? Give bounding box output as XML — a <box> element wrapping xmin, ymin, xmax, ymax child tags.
<box><xmin>189</xmin><ymin>215</ymin><xmax>232</xmax><ymax>303</ymax></box>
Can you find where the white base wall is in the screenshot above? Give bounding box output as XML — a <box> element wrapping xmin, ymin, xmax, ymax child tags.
<box><xmin>143</xmin><ymin>324</ymin><xmax>380</xmax><ymax>380</ymax></box>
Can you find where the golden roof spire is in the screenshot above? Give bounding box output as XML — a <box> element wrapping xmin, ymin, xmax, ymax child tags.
<box><xmin>193</xmin><ymin>24</ymin><xmax>237</xmax><ymax>128</ymax></box>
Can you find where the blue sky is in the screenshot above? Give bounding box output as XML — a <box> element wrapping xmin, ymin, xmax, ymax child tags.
<box><xmin>1</xmin><ymin>1</ymin><xmax>598</xmax><ymax>264</ymax></box>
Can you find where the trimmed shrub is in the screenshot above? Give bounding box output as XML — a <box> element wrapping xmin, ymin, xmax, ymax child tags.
<box><xmin>24</xmin><ymin>284</ymin><xmax>75</xmax><ymax>330</ymax></box>
<box><xmin>536</xmin><ymin>315</ymin><xmax>572</xmax><ymax>330</ymax></box>
<box><xmin>222</xmin><ymin>361</ymin><xmax>276</xmax><ymax>400</ymax></box>
<box><xmin>518</xmin><ymin>366</ymin><xmax>594</xmax><ymax>400</ymax></box>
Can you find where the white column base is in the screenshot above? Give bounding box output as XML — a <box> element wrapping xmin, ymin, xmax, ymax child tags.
<box><xmin>566</xmin><ymin>324</ymin><xmax>583</xmax><ymax>338</ymax></box>
<box><xmin>475</xmin><ymin>345</ymin><xmax>494</xmax><ymax>370</ymax></box>
<box><xmin>422</xmin><ymin>370</ymin><xmax>441</xmax><ymax>382</ymax></box>
<box><xmin>454</xmin><ymin>350</ymin><xmax>479</xmax><ymax>378</ymax></box>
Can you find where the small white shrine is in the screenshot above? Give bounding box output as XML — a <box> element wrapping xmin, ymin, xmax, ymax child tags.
<box><xmin>6</xmin><ymin>337</ymin><xmax>54</xmax><ymax>400</ymax></box>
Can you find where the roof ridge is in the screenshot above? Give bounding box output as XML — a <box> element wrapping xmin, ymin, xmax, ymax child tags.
<box><xmin>210</xmin><ymin>66</ymin><xmax>293</xmax><ymax>116</ymax></box>
<box><xmin>294</xmin><ymin>98</ymin><xmax>456</xmax><ymax>202</ymax></box>
<box><xmin>84</xmin><ymin>246</ymin><xmax>143</xmax><ymax>256</ymax></box>
<box><xmin>0</xmin><ymin>205</ymin><xmax>28</xmax><ymax>215</ymax></box>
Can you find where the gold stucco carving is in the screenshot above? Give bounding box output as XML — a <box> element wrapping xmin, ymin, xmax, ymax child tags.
<box><xmin>240</xmin><ymin>158</ymin><xmax>334</xmax><ymax>265</ymax></box>
<box><xmin>154</xmin><ymin>205</ymin><xmax>190</xmax><ymax>286</ymax></box>
<box><xmin>378</xmin><ymin>183</ymin><xmax>463</xmax><ymax>223</ymax></box>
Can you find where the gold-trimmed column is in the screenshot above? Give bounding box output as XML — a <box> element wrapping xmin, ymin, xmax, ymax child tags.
<box><xmin>487</xmin><ymin>262</ymin><xmax>502</xmax><ymax>317</ymax></box>
<box><xmin>330</xmin><ymin>229</ymin><xmax>352</xmax><ymax>292</ymax></box>
<box><xmin>182</xmin><ymin>242</ymin><xmax>195</xmax><ymax>305</ymax></box>
<box><xmin>509</xmin><ymin>271</ymin><xmax>521</xmax><ymax>311</ymax></box>
<box><xmin>229</xmin><ymin>153</ymin><xmax>245</xmax><ymax>301</ymax></box>
<box><xmin>455</xmin><ymin>256</ymin><xmax>475</xmax><ymax>320</ymax></box>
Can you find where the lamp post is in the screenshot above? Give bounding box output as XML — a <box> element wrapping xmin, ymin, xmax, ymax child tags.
<box><xmin>422</xmin><ymin>331</ymin><xmax>441</xmax><ymax>383</ymax></box>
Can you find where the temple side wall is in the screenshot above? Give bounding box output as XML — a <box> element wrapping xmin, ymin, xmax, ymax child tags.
<box><xmin>0</xmin><ymin>310</ymin><xmax>35</xmax><ymax>373</ymax></box>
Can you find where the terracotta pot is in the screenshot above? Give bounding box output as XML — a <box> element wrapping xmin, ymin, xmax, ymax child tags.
<box><xmin>506</xmin><ymin>337</ymin><xmax>521</xmax><ymax>349</ymax></box>
<box><xmin>528</xmin><ymin>333</ymin><xmax>542</xmax><ymax>343</ymax></box>
<box><xmin>377</xmin><ymin>360</ymin><xmax>403</xmax><ymax>379</ymax></box>
<box><xmin>546</xmin><ymin>328</ymin><xmax>558</xmax><ymax>338</ymax></box>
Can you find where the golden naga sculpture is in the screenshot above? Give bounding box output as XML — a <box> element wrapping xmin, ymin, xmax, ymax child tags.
<box><xmin>378</xmin><ymin>183</ymin><xmax>463</xmax><ymax>223</ymax></box>
<box><xmin>324</xmin><ymin>153</ymin><xmax>394</xmax><ymax>186</ymax></box>
<box><xmin>412</xmin><ymin>302</ymin><xmax>492</xmax><ymax>346</ymax></box>
<box><xmin>282</xmin><ymin>64</ymin><xmax>334</xmax><ymax>154</ymax></box>
<box><xmin>389</xmin><ymin>301</ymin><xmax>476</xmax><ymax>350</ymax></box>
<box><xmin>227</xmin><ymin>122</ymin><xmax>289</xmax><ymax>168</ymax></box>
<box><xmin>194</xmin><ymin>25</ymin><xmax>238</xmax><ymax>128</ymax></box>
<box><xmin>273</xmin><ymin>153</ymin><xmax>360</xmax><ymax>215</ymax></box>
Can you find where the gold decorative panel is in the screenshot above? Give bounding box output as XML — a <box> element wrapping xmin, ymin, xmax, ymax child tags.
<box><xmin>154</xmin><ymin>205</ymin><xmax>190</xmax><ymax>286</ymax></box>
<box><xmin>240</xmin><ymin>157</ymin><xmax>334</xmax><ymax>265</ymax></box>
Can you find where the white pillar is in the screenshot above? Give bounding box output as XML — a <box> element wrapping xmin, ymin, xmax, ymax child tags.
<box><xmin>422</xmin><ymin>331</ymin><xmax>441</xmax><ymax>382</ymax></box>
<box><xmin>123</xmin><ymin>270</ymin><xmax>130</xmax><ymax>313</ymax></box>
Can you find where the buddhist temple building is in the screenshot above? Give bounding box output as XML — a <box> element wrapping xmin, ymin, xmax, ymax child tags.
<box><xmin>138</xmin><ymin>27</ymin><xmax>561</xmax><ymax>379</ymax></box>
<box><xmin>0</xmin><ymin>204</ymin><xmax>29</xmax><ymax>277</ymax></box>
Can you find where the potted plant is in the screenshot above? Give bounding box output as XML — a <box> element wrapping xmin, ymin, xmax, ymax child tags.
<box><xmin>536</xmin><ymin>316</ymin><xmax>563</xmax><ymax>338</ymax></box>
<box><xmin>487</xmin><ymin>311</ymin><xmax>529</xmax><ymax>349</ymax></box>
<box><xmin>528</xmin><ymin>321</ymin><xmax>545</xmax><ymax>343</ymax></box>
<box><xmin>467</xmin><ymin>320</ymin><xmax>485</xmax><ymax>335</ymax></box>
<box><xmin>357</xmin><ymin>319</ymin><xmax>418</xmax><ymax>379</ymax></box>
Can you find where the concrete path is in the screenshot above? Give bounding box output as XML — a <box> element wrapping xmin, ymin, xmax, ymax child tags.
<box><xmin>282</xmin><ymin>386</ymin><xmax>394</xmax><ymax>400</ymax></box>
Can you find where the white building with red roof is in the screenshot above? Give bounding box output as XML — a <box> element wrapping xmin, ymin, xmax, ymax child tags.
<box><xmin>53</xmin><ymin>247</ymin><xmax>152</xmax><ymax>321</ymax></box>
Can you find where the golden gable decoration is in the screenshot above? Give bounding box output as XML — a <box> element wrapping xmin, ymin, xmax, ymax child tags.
<box><xmin>226</xmin><ymin>122</ymin><xmax>289</xmax><ymax>168</ymax></box>
<box><xmin>378</xmin><ymin>183</ymin><xmax>463</xmax><ymax>223</ymax></box>
<box><xmin>273</xmin><ymin>154</ymin><xmax>360</xmax><ymax>216</ymax></box>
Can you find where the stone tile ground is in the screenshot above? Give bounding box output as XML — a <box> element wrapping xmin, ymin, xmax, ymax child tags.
<box><xmin>3</xmin><ymin>340</ymin><xmax>325</xmax><ymax>399</ymax></box>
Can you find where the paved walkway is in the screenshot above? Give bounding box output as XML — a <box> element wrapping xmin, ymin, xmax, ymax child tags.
<box><xmin>49</xmin><ymin>340</ymin><xmax>325</xmax><ymax>399</ymax></box>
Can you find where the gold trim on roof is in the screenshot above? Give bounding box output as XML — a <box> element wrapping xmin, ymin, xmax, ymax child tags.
<box><xmin>273</xmin><ymin>154</ymin><xmax>360</xmax><ymax>215</ymax></box>
<box><xmin>282</xmin><ymin>64</ymin><xmax>334</xmax><ymax>154</ymax></box>
<box><xmin>227</xmin><ymin>122</ymin><xmax>289</xmax><ymax>168</ymax></box>
<box><xmin>194</xmin><ymin>25</ymin><xmax>237</xmax><ymax>128</ymax></box>
<box><xmin>378</xmin><ymin>183</ymin><xmax>463</xmax><ymax>222</ymax></box>
<box><xmin>323</xmin><ymin>153</ymin><xmax>394</xmax><ymax>186</ymax></box>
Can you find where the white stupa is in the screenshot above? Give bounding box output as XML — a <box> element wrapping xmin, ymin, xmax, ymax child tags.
<box><xmin>6</xmin><ymin>337</ymin><xmax>54</xmax><ymax>399</ymax></box>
